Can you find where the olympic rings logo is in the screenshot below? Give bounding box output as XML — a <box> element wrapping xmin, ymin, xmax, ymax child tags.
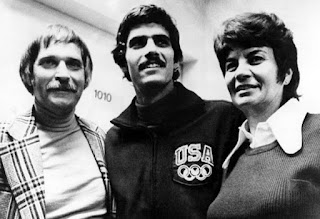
<box><xmin>177</xmin><ymin>164</ymin><xmax>212</xmax><ymax>181</ymax></box>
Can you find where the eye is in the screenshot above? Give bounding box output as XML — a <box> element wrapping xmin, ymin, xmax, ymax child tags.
<box><xmin>225</xmin><ymin>60</ymin><xmax>238</xmax><ymax>72</ymax></box>
<box><xmin>154</xmin><ymin>35</ymin><xmax>171</xmax><ymax>47</ymax></box>
<box><xmin>65</xmin><ymin>59</ymin><xmax>83</xmax><ymax>71</ymax></box>
<box><xmin>128</xmin><ymin>36</ymin><xmax>147</xmax><ymax>49</ymax></box>
<box><xmin>39</xmin><ymin>57</ymin><xmax>58</xmax><ymax>69</ymax></box>
<box><xmin>248</xmin><ymin>55</ymin><xmax>264</xmax><ymax>65</ymax></box>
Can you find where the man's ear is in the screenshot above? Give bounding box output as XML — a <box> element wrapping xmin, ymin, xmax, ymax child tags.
<box><xmin>84</xmin><ymin>58</ymin><xmax>92</xmax><ymax>89</ymax></box>
<box><xmin>173</xmin><ymin>63</ymin><xmax>181</xmax><ymax>80</ymax></box>
<box><xmin>283</xmin><ymin>68</ymin><xmax>293</xmax><ymax>85</ymax></box>
<box><xmin>23</xmin><ymin>64</ymin><xmax>34</xmax><ymax>87</ymax></box>
<box><xmin>121</xmin><ymin>66</ymin><xmax>128</xmax><ymax>74</ymax></box>
<box><xmin>121</xmin><ymin>65</ymin><xmax>132</xmax><ymax>81</ymax></box>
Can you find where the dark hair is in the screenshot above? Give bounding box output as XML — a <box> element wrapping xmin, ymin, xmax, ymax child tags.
<box><xmin>19</xmin><ymin>24</ymin><xmax>93</xmax><ymax>94</ymax></box>
<box><xmin>112</xmin><ymin>4</ymin><xmax>183</xmax><ymax>81</ymax></box>
<box><xmin>214</xmin><ymin>12</ymin><xmax>300</xmax><ymax>103</ymax></box>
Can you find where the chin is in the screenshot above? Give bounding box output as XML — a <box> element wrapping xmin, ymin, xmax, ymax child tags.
<box><xmin>143</xmin><ymin>78</ymin><xmax>171</xmax><ymax>86</ymax></box>
<box><xmin>50</xmin><ymin>99</ymin><xmax>77</xmax><ymax>109</ymax></box>
<box><xmin>232</xmin><ymin>96</ymin><xmax>254</xmax><ymax>108</ymax></box>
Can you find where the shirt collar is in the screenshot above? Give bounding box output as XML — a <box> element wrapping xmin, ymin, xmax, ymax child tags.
<box><xmin>223</xmin><ymin>98</ymin><xmax>307</xmax><ymax>169</ymax></box>
<box><xmin>239</xmin><ymin>120</ymin><xmax>276</xmax><ymax>149</ymax></box>
<box><xmin>267</xmin><ymin>98</ymin><xmax>307</xmax><ymax>154</ymax></box>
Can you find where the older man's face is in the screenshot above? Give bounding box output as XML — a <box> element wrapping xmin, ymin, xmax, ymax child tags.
<box><xmin>32</xmin><ymin>42</ymin><xmax>85</xmax><ymax>114</ymax></box>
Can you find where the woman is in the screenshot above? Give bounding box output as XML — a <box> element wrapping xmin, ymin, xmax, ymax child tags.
<box><xmin>207</xmin><ymin>12</ymin><xmax>320</xmax><ymax>218</ymax></box>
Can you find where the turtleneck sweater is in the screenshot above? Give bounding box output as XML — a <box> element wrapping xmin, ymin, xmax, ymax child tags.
<box><xmin>35</xmin><ymin>104</ymin><xmax>106</xmax><ymax>219</ymax></box>
<box><xmin>135</xmin><ymin>86</ymin><xmax>177</xmax><ymax>126</ymax></box>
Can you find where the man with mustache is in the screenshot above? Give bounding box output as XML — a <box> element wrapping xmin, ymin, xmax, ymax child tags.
<box><xmin>0</xmin><ymin>24</ymin><xmax>114</xmax><ymax>219</ymax></box>
<box><xmin>105</xmin><ymin>4</ymin><xmax>244</xmax><ymax>218</ymax></box>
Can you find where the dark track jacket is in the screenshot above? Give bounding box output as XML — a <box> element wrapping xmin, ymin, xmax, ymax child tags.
<box><xmin>105</xmin><ymin>82</ymin><xmax>244</xmax><ymax>219</ymax></box>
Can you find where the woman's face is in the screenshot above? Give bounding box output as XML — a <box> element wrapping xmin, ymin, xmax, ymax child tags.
<box><xmin>224</xmin><ymin>46</ymin><xmax>291</xmax><ymax>115</ymax></box>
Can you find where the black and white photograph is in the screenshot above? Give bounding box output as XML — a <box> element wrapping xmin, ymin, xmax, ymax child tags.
<box><xmin>1</xmin><ymin>0</ymin><xmax>320</xmax><ymax>218</ymax></box>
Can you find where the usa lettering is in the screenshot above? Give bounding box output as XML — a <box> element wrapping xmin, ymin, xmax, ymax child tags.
<box><xmin>175</xmin><ymin>143</ymin><xmax>213</xmax><ymax>166</ymax></box>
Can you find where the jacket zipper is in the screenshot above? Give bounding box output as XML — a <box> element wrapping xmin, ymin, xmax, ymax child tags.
<box><xmin>147</xmin><ymin>128</ymin><xmax>158</xmax><ymax>216</ymax></box>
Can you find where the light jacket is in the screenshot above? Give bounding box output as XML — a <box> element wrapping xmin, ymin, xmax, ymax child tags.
<box><xmin>0</xmin><ymin>108</ymin><xmax>113</xmax><ymax>219</ymax></box>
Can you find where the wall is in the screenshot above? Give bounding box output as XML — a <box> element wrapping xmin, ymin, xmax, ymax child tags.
<box><xmin>205</xmin><ymin>0</ymin><xmax>320</xmax><ymax>112</ymax></box>
<box><xmin>1</xmin><ymin>0</ymin><xmax>320</xmax><ymax>132</ymax></box>
<box><xmin>0</xmin><ymin>0</ymin><xmax>135</xmax><ymax>130</ymax></box>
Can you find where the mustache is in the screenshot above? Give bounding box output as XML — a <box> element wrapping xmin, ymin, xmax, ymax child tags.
<box><xmin>46</xmin><ymin>82</ymin><xmax>77</xmax><ymax>92</ymax></box>
<box><xmin>138</xmin><ymin>58</ymin><xmax>166</xmax><ymax>71</ymax></box>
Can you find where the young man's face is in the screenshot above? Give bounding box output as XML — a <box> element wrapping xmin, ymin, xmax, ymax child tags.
<box><xmin>125</xmin><ymin>23</ymin><xmax>175</xmax><ymax>91</ymax></box>
<box><xmin>32</xmin><ymin>42</ymin><xmax>85</xmax><ymax>114</ymax></box>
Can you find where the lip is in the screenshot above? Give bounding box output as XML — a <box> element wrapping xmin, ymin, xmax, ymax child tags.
<box><xmin>139</xmin><ymin>60</ymin><xmax>165</xmax><ymax>71</ymax></box>
<box><xmin>235</xmin><ymin>84</ymin><xmax>259</xmax><ymax>92</ymax></box>
<box><xmin>144</xmin><ymin>63</ymin><xmax>162</xmax><ymax>69</ymax></box>
<box><xmin>48</xmin><ymin>88</ymin><xmax>77</xmax><ymax>93</ymax></box>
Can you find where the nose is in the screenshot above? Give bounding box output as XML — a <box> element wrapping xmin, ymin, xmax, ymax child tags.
<box><xmin>55</xmin><ymin>61</ymin><xmax>70</xmax><ymax>83</ymax></box>
<box><xmin>145</xmin><ymin>38</ymin><xmax>159</xmax><ymax>58</ymax></box>
<box><xmin>234</xmin><ymin>61</ymin><xmax>251</xmax><ymax>82</ymax></box>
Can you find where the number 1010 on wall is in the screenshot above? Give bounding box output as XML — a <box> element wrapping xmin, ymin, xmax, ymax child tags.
<box><xmin>94</xmin><ymin>89</ymin><xmax>112</xmax><ymax>102</ymax></box>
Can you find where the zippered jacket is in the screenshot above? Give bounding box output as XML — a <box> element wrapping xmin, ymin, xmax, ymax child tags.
<box><xmin>105</xmin><ymin>82</ymin><xmax>244</xmax><ymax>219</ymax></box>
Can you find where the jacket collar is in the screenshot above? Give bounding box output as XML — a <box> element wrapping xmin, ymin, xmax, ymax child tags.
<box><xmin>7</xmin><ymin>108</ymin><xmax>37</xmax><ymax>140</ymax></box>
<box><xmin>111</xmin><ymin>82</ymin><xmax>205</xmax><ymax>131</ymax></box>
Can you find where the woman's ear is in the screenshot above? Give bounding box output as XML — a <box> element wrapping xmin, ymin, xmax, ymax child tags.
<box><xmin>283</xmin><ymin>68</ymin><xmax>293</xmax><ymax>85</ymax></box>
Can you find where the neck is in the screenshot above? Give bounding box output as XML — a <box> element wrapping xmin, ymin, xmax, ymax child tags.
<box><xmin>135</xmin><ymin>81</ymin><xmax>174</xmax><ymax>106</ymax></box>
<box><xmin>34</xmin><ymin>100</ymin><xmax>75</xmax><ymax>129</ymax></box>
<box><xmin>243</xmin><ymin>100</ymin><xmax>282</xmax><ymax>135</ymax></box>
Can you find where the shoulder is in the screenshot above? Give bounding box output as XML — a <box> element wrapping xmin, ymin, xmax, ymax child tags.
<box><xmin>204</xmin><ymin>100</ymin><xmax>244</xmax><ymax>116</ymax></box>
<box><xmin>204</xmin><ymin>99</ymin><xmax>234</xmax><ymax>108</ymax></box>
<box><xmin>301</xmin><ymin>113</ymin><xmax>320</xmax><ymax>145</ymax></box>
<box><xmin>201</xmin><ymin>100</ymin><xmax>245</xmax><ymax>130</ymax></box>
<box><xmin>0</xmin><ymin>118</ymin><xmax>20</xmax><ymax>143</ymax></box>
<box><xmin>105</xmin><ymin>124</ymin><xmax>122</xmax><ymax>143</ymax></box>
<box><xmin>0</xmin><ymin>121</ymin><xmax>11</xmax><ymax>136</ymax></box>
<box><xmin>77</xmin><ymin>117</ymin><xmax>106</xmax><ymax>138</ymax></box>
<box><xmin>303</xmin><ymin>113</ymin><xmax>320</xmax><ymax>132</ymax></box>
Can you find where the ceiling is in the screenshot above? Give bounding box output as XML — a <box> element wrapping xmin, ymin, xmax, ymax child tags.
<box><xmin>33</xmin><ymin>0</ymin><xmax>170</xmax><ymax>35</ymax></box>
<box><xmin>32</xmin><ymin>0</ymin><xmax>199</xmax><ymax>63</ymax></box>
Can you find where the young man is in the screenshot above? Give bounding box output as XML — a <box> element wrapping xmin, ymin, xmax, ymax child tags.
<box><xmin>106</xmin><ymin>4</ymin><xmax>244</xmax><ymax>218</ymax></box>
<box><xmin>0</xmin><ymin>24</ymin><xmax>114</xmax><ymax>219</ymax></box>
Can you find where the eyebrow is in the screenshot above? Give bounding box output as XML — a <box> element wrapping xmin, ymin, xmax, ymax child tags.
<box><xmin>248</xmin><ymin>49</ymin><xmax>265</xmax><ymax>55</ymax></box>
<box><xmin>38</xmin><ymin>56</ymin><xmax>82</xmax><ymax>63</ymax></box>
<box><xmin>226</xmin><ymin>48</ymin><xmax>267</xmax><ymax>61</ymax></box>
<box><xmin>128</xmin><ymin>34</ymin><xmax>170</xmax><ymax>43</ymax></box>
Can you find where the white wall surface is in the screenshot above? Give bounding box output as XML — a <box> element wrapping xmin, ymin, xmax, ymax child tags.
<box><xmin>0</xmin><ymin>0</ymin><xmax>135</xmax><ymax>130</ymax></box>
<box><xmin>1</xmin><ymin>0</ymin><xmax>320</xmax><ymax>131</ymax></box>
<box><xmin>205</xmin><ymin>0</ymin><xmax>320</xmax><ymax>113</ymax></box>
